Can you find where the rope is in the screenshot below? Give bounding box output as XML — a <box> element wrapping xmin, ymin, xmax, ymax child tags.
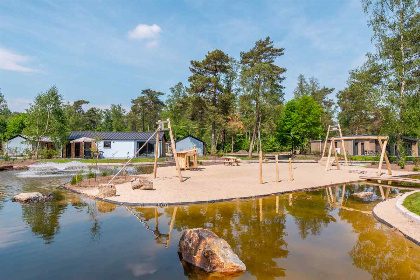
<box><xmin>106</xmin><ymin>129</ymin><xmax>158</xmax><ymax>186</ymax></box>
<box><xmin>125</xmin><ymin>206</ymin><xmax>159</xmax><ymax>238</ymax></box>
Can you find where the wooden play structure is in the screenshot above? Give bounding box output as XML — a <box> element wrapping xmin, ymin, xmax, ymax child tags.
<box><xmin>320</xmin><ymin>124</ymin><xmax>348</xmax><ymax>166</ymax></box>
<box><xmin>325</xmin><ymin>135</ymin><xmax>392</xmax><ymax>176</ymax></box>
<box><xmin>176</xmin><ymin>147</ymin><xmax>198</xmax><ymax>170</ymax></box>
<box><xmin>223</xmin><ymin>156</ymin><xmax>241</xmax><ymax>166</ymax></box>
<box><xmin>107</xmin><ymin>118</ymin><xmax>184</xmax><ymax>186</ymax></box>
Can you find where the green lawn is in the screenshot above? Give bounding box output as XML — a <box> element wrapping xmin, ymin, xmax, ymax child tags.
<box><xmin>403</xmin><ymin>192</ymin><xmax>420</xmax><ymax>216</ymax></box>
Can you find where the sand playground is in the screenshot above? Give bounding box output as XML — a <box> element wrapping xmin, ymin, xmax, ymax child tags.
<box><xmin>65</xmin><ymin>161</ymin><xmax>417</xmax><ymax>206</ymax></box>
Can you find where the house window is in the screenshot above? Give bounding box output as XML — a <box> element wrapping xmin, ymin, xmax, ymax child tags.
<box><xmin>104</xmin><ymin>141</ymin><xmax>111</xmax><ymax>148</ymax></box>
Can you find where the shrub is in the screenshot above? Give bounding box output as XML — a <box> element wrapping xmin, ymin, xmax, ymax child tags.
<box><xmin>39</xmin><ymin>149</ymin><xmax>60</xmax><ymax>159</ymax></box>
<box><xmin>3</xmin><ymin>153</ymin><xmax>10</xmax><ymax>161</ymax></box>
<box><xmin>101</xmin><ymin>171</ymin><xmax>108</xmax><ymax>177</ymax></box>
<box><xmin>87</xmin><ymin>171</ymin><xmax>96</xmax><ymax>179</ymax></box>
<box><xmin>70</xmin><ymin>176</ymin><xmax>77</xmax><ymax>185</ymax></box>
<box><xmin>397</xmin><ymin>158</ymin><xmax>406</xmax><ymax>169</ymax></box>
<box><xmin>413</xmin><ymin>166</ymin><xmax>420</xmax><ymax>172</ymax></box>
<box><xmin>371</xmin><ymin>161</ymin><xmax>377</xmax><ymax>166</ymax></box>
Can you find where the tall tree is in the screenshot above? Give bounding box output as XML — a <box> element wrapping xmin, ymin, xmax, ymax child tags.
<box><xmin>6</xmin><ymin>113</ymin><xmax>26</xmax><ymax>139</ymax></box>
<box><xmin>110</xmin><ymin>104</ymin><xmax>127</xmax><ymax>132</ymax></box>
<box><xmin>293</xmin><ymin>74</ymin><xmax>310</xmax><ymax>98</ymax></box>
<box><xmin>337</xmin><ymin>55</ymin><xmax>385</xmax><ymax>135</ymax></box>
<box><xmin>23</xmin><ymin>86</ymin><xmax>66</xmax><ymax>158</ymax></box>
<box><xmin>240</xmin><ymin>37</ymin><xmax>286</xmax><ymax>157</ymax></box>
<box><xmin>362</xmin><ymin>0</ymin><xmax>420</xmax><ymax>156</ymax></box>
<box><xmin>129</xmin><ymin>89</ymin><xmax>164</xmax><ymax>131</ymax></box>
<box><xmin>64</xmin><ymin>100</ymin><xmax>89</xmax><ymax>131</ymax></box>
<box><xmin>188</xmin><ymin>49</ymin><xmax>232</xmax><ymax>154</ymax></box>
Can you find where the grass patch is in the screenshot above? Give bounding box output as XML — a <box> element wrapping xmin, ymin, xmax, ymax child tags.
<box><xmin>402</xmin><ymin>192</ymin><xmax>420</xmax><ymax>216</ymax></box>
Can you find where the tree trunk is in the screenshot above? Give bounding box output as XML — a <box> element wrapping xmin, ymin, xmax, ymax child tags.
<box><xmin>211</xmin><ymin>121</ymin><xmax>216</xmax><ymax>155</ymax></box>
<box><xmin>231</xmin><ymin>134</ymin><xmax>234</xmax><ymax>154</ymax></box>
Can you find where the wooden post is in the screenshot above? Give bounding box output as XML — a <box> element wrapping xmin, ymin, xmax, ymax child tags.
<box><xmin>377</xmin><ymin>137</ymin><xmax>392</xmax><ymax>175</ymax></box>
<box><xmin>276</xmin><ymin>196</ymin><xmax>279</xmax><ymax>214</ymax></box>
<box><xmin>379</xmin><ymin>186</ymin><xmax>385</xmax><ymax>200</ymax></box>
<box><xmin>165</xmin><ymin>206</ymin><xmax>178</xmax><ymax>248</ymax></box>
<box><xmin>167</xmin><ymin>118</ymin><xmax>183</xmax><ymax>182</ymax></box>
<box><xmin>322</xmin><ymin>125</ymin><xmax>331</xmax><ymax>158</ymax></box>
<box><xmin>341</xmin><ymin>185</ymin><xmax>346</xmax><ymax>206</ymax></box>
<box><xmin>325</xmin><ymin>140</ymin><xmax>333</xmax><ymax>171</ymax></box>
<box><xmin>377</xmin><ymin>138</ymin><xmax>388</xmax><ymax>176</ymax></box>
<box><xmin>259</xmin><ymin>198</ymin><xmax>263</xmax><ymax>222</ymax></box>
<box><xmin>259</xmin><ymin>149</ymin><xmax>263</xmax><ymax>184</ymax></box>
<box><xmin>334</xmin><ymin>186</ymin><xmax>339</xmax><ymax>203</ymax></box>
<box><xmin>275</xmin><ymin>154</ymin><xmax>279</xmax><ymax>182</ymax></box>
<box><xmin>289</xmin><ymin>193</ymin><xmax>293</xmax><ymax>206</ymax></box>
<box><xmin>338</xmin><ymin>124</ymin><xmax>348</xmax><ymax>166</ymax></box>
<box><xmin>333</xmin><ymin>139</ymin><xmax>341</xmax><ymax>170</ymax></box>
<box><xmin>385</xmin><ymin>187</ymin><xmax>390</xmax><ymax>199</ymax></box>
<box><xmin>289</xmin><ymin>158</ymin><xmax>294</xmax><ymax>181</ymax></box>
<box><xmin>153</xmin><ymin>123</ymin><xmax>160</xmax><ymax>179</ymax></box>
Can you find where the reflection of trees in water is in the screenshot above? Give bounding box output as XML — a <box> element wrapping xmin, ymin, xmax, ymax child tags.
<box><xmin>339</xmin><ymin>210</ymin><xmax>420</xmax><ymax>279</ymax></box>
<box><xmin>21</xmin><ymin>193</ymin><xmax>68</xmax><ymax>244</ymax></box>
<box><xmin>286</xmin><ymin>191</ymin><xmax>335</xmax><ymax>239</ymax></box>
<box><xmin>0</xmin><ymin>193</ymin><xmax>5</xmax><ymax>214</ymax></box>
<box><xmin>161</xmin><ymin>197</ymin><xmax>289</xmax><ymax>279</ymax></box>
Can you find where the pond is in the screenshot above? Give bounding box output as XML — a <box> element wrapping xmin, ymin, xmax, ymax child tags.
<box><xmin>1</xmin><ymin>170</ymin><xmax>420</xmax><ymax>279</ymax></box>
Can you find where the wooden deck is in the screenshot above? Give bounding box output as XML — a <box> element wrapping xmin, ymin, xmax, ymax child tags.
<box><xmin>360</xmin><ymin>176</ymin><xmax>420</xmax><ymax>185</ymax></box>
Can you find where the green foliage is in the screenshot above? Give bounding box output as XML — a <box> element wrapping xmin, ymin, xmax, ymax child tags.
<box><xmin>128</xmin><ymin>89</ymin><xmax>164</xmax><ymax>131</ymax></box>
<box><xmin>397</xmin><ymin>157</ymin><xmax>406</xmax><ymax>169</ymax></box>
<box><xmin>5</xmin><ymin>113</ymin><xmax>26</xmax><ymax>139</ymax></box>
<box><xmin>412</xmin><ymin>166</ymin><xmax>420</xmax><ymax>172</ymax></box>
<box><xmin>87</xmin><ymin>171</ymin><xmax>96</xmax><ymax>179</ymax></box>
<box><xmin>101</xmin><ymin>171</ymin><xmax>108</xmax><ymax>177</ymax></box>
<box><xmin>70</xmin><ymin>176</ymin><xmax>77</xmax><ymax>185</ymax></box>
<box><xmin>39</xmin><ymin>149</ymin><xmax>60</xmax><ymax>159</ymax></box>
<box><xmin>3</xmin><ymin>153</ymin><xmax>10</xmax><ymax>161</ymax></box>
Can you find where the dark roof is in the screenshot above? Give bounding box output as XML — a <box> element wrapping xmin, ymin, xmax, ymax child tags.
<box><xmin>69</xmin><ymin>131</ymin><xmax>166</xmax><ymax>141</ymax></box>
<box><xmin>176</xmin><ymin>135</ymin><xmax>204</xmax><ymax>144</ymax></box>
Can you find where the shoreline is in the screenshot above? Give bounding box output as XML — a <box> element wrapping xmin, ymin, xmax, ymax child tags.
<box><xmin>62</xmin><ymin>162</ymin><xmax>416</xmax><ymax>207</ymax></box>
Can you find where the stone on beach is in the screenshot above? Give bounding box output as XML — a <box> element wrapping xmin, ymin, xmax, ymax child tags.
<box><xmin>97</xmin><ymin>184</ymin><xmax>116</xmax><ymax>198</ymax></box>
<box><xmin>12</xmin><ymin>192</ymin><xmax>53</xmax><ymax>203</ymax></box>
<box><xmin>131</xmin><ymin>178</ymin><xmax>154</xmax><ymax>190</ymax></box>
<box><xmin>353</xmin><ymin>191</ymin><xmax>374</xmax><ymax>199</ymax></box>
<box><xmin>178</xmin><ymin>228</ymin><xmax>246</xmax><ymax>274</ymax></box>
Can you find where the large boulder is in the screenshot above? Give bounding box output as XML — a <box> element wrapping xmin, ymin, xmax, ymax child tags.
<box><xmin>12</xmin><ymin>192</ymin><xmax>53</xmax><ymax>203</ymax></box>
<box><xmin>178</xmin><ymin>228</ymin><xmax>246</xmax><ymax>274</ymax></box>
<box><xmin>97</xmin><ymin>184</ymin><xmax>116</xmax><ymax>198</ymax></box>
<box><xmin>131</xmin><ymin>178</ymin><xmax>154</xmax><ymax>190</ymax></box>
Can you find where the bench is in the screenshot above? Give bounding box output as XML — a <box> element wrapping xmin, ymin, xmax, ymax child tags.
<box><xmin>223</xmin><ymin>156</ymin><xmax>240</xmax><ymax>166</ymax></box>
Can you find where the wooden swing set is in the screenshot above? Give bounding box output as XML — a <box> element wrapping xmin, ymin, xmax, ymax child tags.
<box><xmin>323</xmin><ymin>128</ymin><xmax>392</xmax><ymax>177</ymax></box>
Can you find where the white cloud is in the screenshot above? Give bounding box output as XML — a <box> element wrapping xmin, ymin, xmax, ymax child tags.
<box><xmin>128</xmin><ymin>24</ymin><xmax>162</xmax><ymax>40</ymax></box>
<box><xmin>0</xmin><ymin>48</ymin><xmax>38</xmax><ymax>72</ymax></box>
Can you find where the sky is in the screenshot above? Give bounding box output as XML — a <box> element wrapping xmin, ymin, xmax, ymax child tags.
<box><xmin>0</xmin><ymin>0</ymin><xmax>375</xmax><ymax>112</ymax></box>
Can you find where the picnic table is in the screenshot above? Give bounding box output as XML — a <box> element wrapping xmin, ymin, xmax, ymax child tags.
<box><xmin>223</xmin><ymin>156</ymin><xmax>241</xmax><ymax>166</ymax></box>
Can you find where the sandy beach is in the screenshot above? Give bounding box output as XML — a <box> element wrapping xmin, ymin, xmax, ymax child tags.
<box><xmin>67</xmin><ymin>162</ymin><xmax>416</xmax><ymax>206</ymax></box>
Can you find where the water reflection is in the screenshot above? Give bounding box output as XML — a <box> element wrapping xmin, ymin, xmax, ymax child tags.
<box><xmin>1</xmin><ymin>170</ymin><xmax>420</xmax><ymax>279</ymax></box>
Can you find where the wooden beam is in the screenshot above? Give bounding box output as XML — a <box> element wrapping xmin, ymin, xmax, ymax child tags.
<box><xmin>289</xmin><ymin>158</ymin><xmax>294</xmax><ymax>181</ymax></box>
<box><xmin>333</xmin><ymin>139</ymin><xmax>341</xmax><ymax>170</ymax></box>
<box><xmin>259</xmin><ymin>150</ymin><xmax>263</xmax><ymax>184</ymax></box>
<box><xmin>377</xmin><ymin>138</ymin><xmax>388</xmax><ymax>176</ymax></box>
<box><xmin>341</xmin><ymin>185</ymin><xmax>346</xmax><ymax>206</ymax></box>
<box><xmin>325</xmin><ymin>139</ymin><xmax>334</xmax><ymax>171</ymax></box>
<box><xmin>334</xmin><ymin>136</ymin><xmax>388</xmax><ymax>141</ymax></box>
<box><xmin>322</xmin><ymin>125</ymin><xmax>331</xmax><ymax>157</ymax></box>
<box><xmin>338</xmin><ymin>124</ymin><xmax>348</xmax><ymax>166</ymax></box>
<box><xmin>275</xmin><ymin>154</ymin><xmax>279</xmax><ymax>182</ymax></box>
<box><xmin>153</xmin><ymin>127</ymin><xmax>160</xmax><ymax>179</ymax></box>
<box><xmin>377</xmin><ymin>137</ymin><xmax>392</xmax><ymax>175</ymax></box>
<box><xmin>276</xmin><ymin>196</ymin><xmax>279</xmax><ymax>214</ymax></box>
<box><xmin>167</xmin><ymin>118</ymin><xmax>183</xmax><ymax>182</ymax></box>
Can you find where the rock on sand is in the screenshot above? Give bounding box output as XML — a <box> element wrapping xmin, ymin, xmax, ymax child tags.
<box><xmin>98</xmin><ymin>184</ymin><xmax>117</xmax><ymax>198</ymax></box>
<box><xmin>178</xmin><ymin>228</ymin><xmax>246</xmax><ymax>274</ymax></box>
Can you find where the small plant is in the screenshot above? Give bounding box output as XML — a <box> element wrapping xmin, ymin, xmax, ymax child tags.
<box><xmin>70</xmin><ymin>176</ymin><xmax>77</xmax><ymax>185</ymax></box>
<box><xmin>3</xmin><ymin>153</ymin><xmax>10</xmax><ymax>161</ymax></box>
<box><xmin>397</xmin><ymin>158</ymin><xmax>406</xmax><ymax>169</ymax></box>
<box><xmin>87</xmin><ymin>171</ymin><xmax>96</xmax><ymax>179</ymax></box>
<box><xmin>371</xmin><ymin>161</ymin><xmax>377</xmax><ymax>166</ymax></box>
<box><xmin>101</xmin><ymin>171</ymin><xmax>108</xmax><ymax>177</ymax></box>
<box><xmin>413</xmin><ymin>166</ymin><xmax>420</xmax><ymax>172</ymax></box>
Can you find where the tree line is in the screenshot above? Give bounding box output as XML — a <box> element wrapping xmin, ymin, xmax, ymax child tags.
<box><xmin>0</xmin><ymin>0</ymin><xmax>418</xmax><ymax>158</ymax></box>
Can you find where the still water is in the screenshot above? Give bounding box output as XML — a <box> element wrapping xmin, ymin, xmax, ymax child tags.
<box><xmin>1</xmin><ymin>170</ymin><xmax>420</xmax><ymax>279</ymax></box>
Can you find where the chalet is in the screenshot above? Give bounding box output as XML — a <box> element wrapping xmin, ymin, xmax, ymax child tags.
<box><xmin>310</xmin><ymin>135</ymin><xmax>419</xmax><ymax>157</ymax></box>
<box><xmin>64</xmin><ymin>131</ymin><xmax>167</xmax><ymax>159</ymax></box>
<box><xmin>175</xmin><ymin>135</ymin><xmax>206</xmax><ymax>156</ymax></box>
<box><xmin>3</xmin><ymin>135</ymin><xmax>56</xmax><ymax>156</ymax></box>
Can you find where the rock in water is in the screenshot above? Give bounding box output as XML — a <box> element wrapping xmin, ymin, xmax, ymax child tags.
<box><xmin>178</xmin><ymin>228</ymin><xmax>246</xmax><ymax>274</ymax></box>
<box><xmin>97</xmin><ymin>184</ymin><xmax>116</xmax><ymax>198</ymax></box>
<box><xmin>353</xmin><ymin>191</ymin><xmax>374</xmax><ymax>199</ymax></box>
<box><xmin>12</xmin><ymin>192</ymin><xmax>53</xmax><ymax>203</ymax></box>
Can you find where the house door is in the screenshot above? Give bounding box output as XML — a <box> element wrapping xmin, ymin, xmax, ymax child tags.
<box><xmin>361</xmin><ymin>143</ymin><xmax>365</xmax><ymax>156</ymax></box>
<box><xmin>137</xmin><ymin>142</ymin><xmax>155</xmax><ymax>157</ymax></box>
<box><xmin>84</xmin><ymin>142</ymin><xmax>92</xmax><ymax>158</ymax></box>
<box><xmin>354</xmin><ymin>141</ymin><xmax>359</xmax><ymax>155</ymax></box>
<box><xmin>75</xmin><ymin>143</ymin><xmax>80</xmax><ymax>158</ymax></box>
<box><xmin>66</xmin><ymin>143</ymin><xmax>71</xmax><ymax>158</ymax></box>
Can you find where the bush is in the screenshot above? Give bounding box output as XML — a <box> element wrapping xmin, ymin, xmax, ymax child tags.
<box><xmin>70</xmin><ymin>176</ymin><xmax>77</xmax><ymax>185</ymax></box>
<box><xmin>101</xmin><ymin>171</ymin><xmax>108</xmax><ymax>177</ymax></box>
<box><xmin>413</xmin><ymin>166</ymin><xmax>420</xmax><ymax>172</ymax></box>
<box><xmin>39</xmin><ymin>149</ymin><xmax>60</xmax><ymax>159</ymax></box>
<box><xmin>397</xmin><ymin>158</ymin><xmax>406</xmax><ymax>169</ymax></box>
<box><xmin>87</xmin><ymin>171</ymin><xmax>96</xmax><ymax>179</ymax></box>
<box><xmin>3</xmin><ymin>153</ymin><xmax>10</xmax><ymax>161</ymax></box>
<box><xmin>371</xmin><ymin>161</ymin><xmax>377</xmax><ymax>166</ymax></box>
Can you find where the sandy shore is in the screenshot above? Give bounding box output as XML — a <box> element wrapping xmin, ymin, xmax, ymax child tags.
<box><xmin>373</xmin><ymin>194</ymin><xmax>420</xmax><ymax>246</ymax></box>
<box><xmin>66</xmin><ymin>162</ymin><xmax>415</xmax><ymax>206</ymax></box>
